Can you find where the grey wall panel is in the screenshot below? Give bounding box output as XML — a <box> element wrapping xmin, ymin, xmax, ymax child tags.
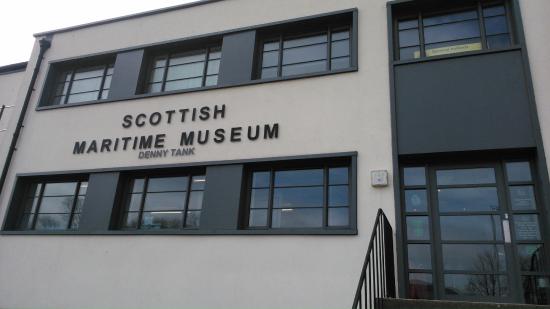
<box><xmin>200</xmin><ymin>164</ymin><xmax>244</xmax><ymax>230</ymax></box>
<box><xmin>395</xmin><ymin>50</ymin><xmax>536</xmax><ymax>155</ymax></box>
<box><xmin>108</xmin><ymin>49</ymin><xmax>145</xmax><ymax>99</ymax></box>
<box><xmin>218</xmin><ymin>31</ymin><xmax>256</xmax><ymax>86</ymax></box>
<box><xmin>79</xmin><ymin>172</ymin><xmax>120</xmax><ymax>231</ymax></box>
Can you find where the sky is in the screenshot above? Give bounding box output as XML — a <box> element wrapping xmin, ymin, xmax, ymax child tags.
<box><xmin>0</xmin><ymin>0</ymin><xmax>198</xmax><ymax>66</ymax></box>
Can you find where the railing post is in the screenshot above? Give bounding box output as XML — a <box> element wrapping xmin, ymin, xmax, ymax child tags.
<box><xmin>383</xmin><ymin>216</ymin><xmax>396</xmax><ymax>298</ymax></box>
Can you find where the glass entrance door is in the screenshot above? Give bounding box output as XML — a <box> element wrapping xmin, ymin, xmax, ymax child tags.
<box><xmin>402</xmin><ymin>160</ymin><xmax>550</xmax><ymax>304</ymax></box>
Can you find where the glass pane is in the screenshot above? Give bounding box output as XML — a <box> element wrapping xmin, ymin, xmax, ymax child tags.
<box><xmin>510</xmin><ymin>186</ymin><xmax>536</xmax><ymax>210</ymax></box>
<box><xmin>261</xmin><ymin>67</ymin><xmax>278</xmax><ymax>79</ymax></box>
<box><xmin>123</xmin><ymin>212</ymin><xmax>139</xmax><ymax>229</ymax></box>
<box><xmin>149</xmin><ymin>67</ymin><xmax>165</xmax><ymax>83</ymax></box>
<box><xmin>126</xmin><ymin>193</ymin><xmax>142</xmax><ymax>211</ymax></box>
<box><xmin>250</xmin><ymin>189</ymin><xmax>269</xmax><ymax>209</ymax></box>
<box><xmin>67</xmin><ymin>91</ymin><xmax>100</xmax><ymax>104</ymax></box>
<box><xmin>438</xmin><ymin>187</ymin><xmax>499</xmax><ymax>212</ymax></box>
<box><xmin>400</xmin><ymin>46</ymin><xmax>421</xmax><ymax>60</ymax></box>
<box><xmin>187</xmin><ymin>191</ymin><xmax>204</xmax><ymax>210</ymax></box>
<box><xmin>425</xmin><ymin>38</ymin><xmax>482</xmax><ymax>57</ymax></box>
<box><xmin>518</xmin><ymin>244</ymin><xmax>545</xmax><ymax>272</ymax></box>
<box><xmin>73</xmin><ymin>66</ymin><xmax>104</xmax><ymax>80</ymax></box>
<box><xmin>148</xmin><ymin>176</ymin><xmax>188</xmax><ymax>192</ymax></box>
<box><xmin>443</xmin><ymin>244</ymin><xmax>506</xmax><ymax>272</ymax></box>
<box><xmin>445</xmin><ymin>274</ymin><xmax>508</xmax><ymax>296</ymax></box>
<box><xmin>274</xmin><ymin>169</ymin><xmax>323</xmax><ymax>187</ymax></box>
<box><xmin>423</xmin><ymin>10</ymin><xmax>478</xmax><ymax>26</ymax></box>
<box><xmin>208</xmin><ymin>48</ymin><xmax>222</xmax><ymax>60</ymax></box>
<box><xmin>329</xmin><ymin>167</ymin><xmax>349</xmax><ymax>185</ymax></box>
<box><xmin>409</xmin><ymin>273</ymin><xmax>433</xmax><ymax>299</ymax></box>
<box><xmin>185</xmin><ymin>211</ymin><xmax>201</xmax><ymax>228</ymax></box>
<box><xmin>169</xmin><ymin>51</ymin><xmax>206</xmax><ymax>66</ymax></box>
<box><xmin>486</xmin><ymin>34</ymin><xmax>511</xmax><ymax>49</ymax></box>
<box><xmin>191</xmin><ymin>176</ymin><xmax>206</xmax><ymax>191</ymax></box>
<box><xmin>408</xmin><ymin>244</ymin><xmax>432</xmax><ymax>270</ymax></box>
<box><xmin>281</xmin><ymin>60</ymin><xmax>327</xmax><ymax>77</ymax></box>
<box><xmin>39</xmin><ymin>196</ymin><xmax>74</xmax><ymax>213</ymax></box>
<box><xmin>424</xmin><ymin>20</ymin><xmax>481</xmax><ymax>44</ymax></box>
<box><xmin>52</xmin><ymin>95</ymin><xmax>66</xmax><ymax>105</ymax></box>
<box><xmin>143</xmin><ymin>192</ymin><xmax>187</xmax><ymax>211</ymax></box>
<box><xmin>271</xmin><ymin>208</ymin><xmax>323</xmax><ymax>228</ymax></box>
<box><xmin>273</xmin><ymin>187</ymin><xmax>323</xmax><ymax>208</ymax></box>
<box><xmin>282</xmin><ymin>44</ymin><xmax>328</xmax><ymax>65</ymax></box>
<box><xmin>164</xmin><ymin>78</ymin><xmax>203</xmax><ymax>91</ymax></box>
<box><xmin>27</xmin><ymin>183</ymin><xmax>43</xmax><ymax>197</ymax></box>
<box><xmin>441</xmin><ymin>215</ymin><xmax>503</xmax><ymax>241</ymax></box>
<box><xmin>79</xmin><ymin>182</ymin><xmax>88</xmax><ymax>195</ymax></box>
<box><xmin>54</xmin><ymin>82</ymin><xmax>69</xmax><ymax>96</ymax></box>
<box><xmin>264</xmin><ymin>41</ymin><xmax>280</xmax><ymax>52</ymax></box>
<box><xmin>328</xmin><ymin>207</ymin><xmax>349</xmax><ymax>227</ymax></box>
<box><xmin>514</xmin><ymin>215</ymin><xmax>541</xmax><ymax>241</ymax></box>
<box><xmin>284</xmin><ymin>34</ymin><xmax>328</xmax><ymax>49</ymax></box>
<box><xmin>484</xmin><ymin>16</ymin><xmax>508</xmax><ymax>36</ymax></box>
<box><xmin>249</xmin><ymin>209</ymin><xmax>268</xmax><ymax>227</ymax></box>
<box><xmin>506</xmin><ymin>162</ymin><xmax>532</xmax><ymax>182</ymax></box>
<box><xmin>23</xmin><ymin>197</ymin><xmax>39</xmax><ymax>213</ymax></box>
<box><xmin>331</xmin><ymin>40</ymin><xmax>350</xmax><ymax>58</ymax></box>
<box><xmin>407</xmin><ymin>216</ymin><xmax>430</xmax><ymax>240</ymax></box>
<box><xmin>70</xmin><ymin>214</ymin><xmax>80</xmax><ymax>230</ymax></box>
<box><xmin>399</xmin><ymin>29</ymin><xmax>420</xmax><ymax>47</ymax></box>
<box><xmin>131</xmin><ymin>178</ymin><xmax>145</xmax><ymax>193</ymax></box>
<box><xmin>205</xmin><ymin>75</ymin><xmax>218</xmax><ymax>86</ymax></box>
<box><xmin>405</xmin><ymin>190</ymin><xmax>428</xmax><ymax>213</ymax></box>
<box><xmin>19</xmin><ymin>213</ymin><xmax>34</xmax><ymax>230</ymax></box>
<box><xmin>153</xmin><ymin>57</ymin><xmax>167</xmax><ymax>68</ymax></box>
<box><xmin>484</xmin><ymin>6</ymin><xmax>506</xmax><ymax>17</ymax></box>
<box><xmin>102</xmin><ymin>75</ymin><xmax>111</xmax><ymax>88</ymax></box>
<box><xmin>148</xmin><ymin>82</ymin><xmax>162</xmax><ymax>93</ymax></box>
<box><xmin>100</xmin><ymin>90</ymin><xmax>109</xmax><ymax>100</ymax></box>
<box><xmin>252</xmin><ymin>171</ymin><xmax>270</xmax><ymax>188</ymax></box>
<box><xmin>43</xmin><ymin>182</ymin><xmax>78</xmax><ymax>196</ymax></box>
<box><xmin>73</xmin><ymin>196</ymin><xmax>85</xmax><ymax>213</ymax></box>
<box><xmin>404</xmin><ymin>167</ymin><xmax>426</xmax><ymax>186</ymax></box>
<box><xmin>399</xmin><ymin>19</ymin><xmax>419</xmax><ymax>30</ymax></box>
<box><xmin>206</xmin><ymin>59</ymin><xmax>220</xmax><ymax>75</ymax></box>
<box><xmin>262</xmin><ymin>51</ymin><xmax>279</xmax><ymax>67</ymax></box>
<box><xmin>141</xmin><ymin>211</ymin><xmax>183</xmax><ymax>229</ymax></box>
<box><xmin>331</xmin><ymin>57</ymin><xmax>350</xmax><ymax>70</ymax></box>
<box><xmin>35</xmin><ymin>214</ymin><xmax>70</xmax><ymax>230</ymax></box>
<box><xmin>329</xmin><ymin>186</ymin><xmax>349</xmax><ymax>207</ymax></box>
<box><xmin>166</xmin><ymin>62</ymin><xmax>205</xmax><ymax>80</ymax></box>
<box><xmin>522</xmin><ymin>276</ymin><xmax>550</xmax><ymax>305</ymax></box>
<box><xmin>70</xmin><ymin>77</ymin><xmax>102</xmax><ymax>93</ymax></box>
<box><xmin>436</xmin><ymin>168</ymin><xmax>495</xmax><ymax>185</ymax></box>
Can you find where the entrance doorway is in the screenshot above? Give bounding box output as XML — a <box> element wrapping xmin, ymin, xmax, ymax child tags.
<box><xmin>401</xmin><ymin>160</ymin><xmax>549</xmax><ymax>304</ymax></box>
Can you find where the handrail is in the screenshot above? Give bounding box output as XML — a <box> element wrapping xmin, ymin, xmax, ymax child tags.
<box><xmin>352</xmin><ymin>209</ymin><xmax>396</xmax><ymax>309</ymax></box>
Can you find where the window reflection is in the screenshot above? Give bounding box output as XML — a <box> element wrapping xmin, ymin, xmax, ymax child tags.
<box><xmin>438</xmin><ymin>187</ymin><xmax>499</xmax><ymax>212</ymax></box>
<box><xmin>445</xmin><ymin>274</ymin><xmax>508</xmax><ymax>296</ymax></box>
<box><xmin>408</xmin><ymin>273</ymin><xmax>433</xmax><ymax>299</ymax></box>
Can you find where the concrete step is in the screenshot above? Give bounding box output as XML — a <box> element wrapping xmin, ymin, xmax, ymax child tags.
<box><xmin>380</xmin><ymin>298</ymin><xmax>548</xmax><ymax>309</ymax></box>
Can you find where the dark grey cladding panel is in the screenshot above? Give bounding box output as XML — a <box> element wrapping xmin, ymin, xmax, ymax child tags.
<box><xmin>395</xmin><ymin>50</ymin><xmax>536</xmax><ymax>155</ymax></box>
<box><xmin>79</xmin><ymin>172</ymin><xmax>120</xmax><ymax>232</ymax></box>
<box><xmin>218</xmin><ymin>31</ymin><xmax>256</xmax><ymax>86</ymax></box>
<box><xmin>108</xmin><ymin>49</ymin><xmax>145</xmax><ymax>99</ymax></box>
<box><xmin>200</xmin><ymin>164</ymin><xmax>244</xmax><ymax>230</ymax></box>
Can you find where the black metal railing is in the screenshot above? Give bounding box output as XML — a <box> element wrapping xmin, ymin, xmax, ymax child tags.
<box><xmin>352</xmin><ymin>209</ymin><xmax>396</xmax><ymax>309</ymax></box>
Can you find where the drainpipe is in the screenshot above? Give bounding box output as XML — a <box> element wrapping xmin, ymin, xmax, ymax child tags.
<box><xmin>0</xmin><ymin>37</ymin><xmax>51</xmax><ymax>198</ymax></box>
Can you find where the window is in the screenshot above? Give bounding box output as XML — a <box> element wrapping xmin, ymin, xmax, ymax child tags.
<box><xmin>396</xmin><ymin>1</ymin><xmax>512</xmax><ymax>60</ymax></box>
<box><xmin>51</xmin><ymin>63</ymin><xmax>114</xmax><ymax>105</ymax></box>
<box><xmin>18</xmin><ymin>181</ymin><xmax>88</xmax><ymax>230</ymax></box>
<box><xmin>259</xmin><ymin>25</ymin><xmax>352</xmax><ymax>79</ymax></box>
<box><xmin>247</xmin><ymin>165</ymin><xmax>350</xmax><ymax>229</ymax></box>
<box><xmin>121</xmin><ymin>174</ymin><xmax>206</xmax><ymax>230</ymax></box>
<box><xmin>146</xmin><ymin>46</ymin><xmax>221</xmax><ymax>93</ymax></box>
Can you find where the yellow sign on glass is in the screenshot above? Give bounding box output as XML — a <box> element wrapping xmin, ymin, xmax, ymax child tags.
<box><xmin>413</xmin><ymin>42</ymin><xmax>483</xmax><ymax>59</ymax></box>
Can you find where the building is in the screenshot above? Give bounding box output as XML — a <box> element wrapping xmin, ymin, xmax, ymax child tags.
<box><xmin>0</xmin><ymin>0</ymin><xmax>548</xmax><ymax>308</ymax></box>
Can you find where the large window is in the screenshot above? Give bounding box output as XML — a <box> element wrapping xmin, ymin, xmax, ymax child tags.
<box><xmin>259</xmin><ymin>25</ymin><xmax>352</xmax><ymax>79</ymax></box>
<box><xmin>396</xmin><ymin>1</ymin><xmax>512</xmax><ymax>60</ymax></box>
<box><xmin>145</xmin><ymin>46</ymin><xmax>221</xmax><ymax>93</ymax></box>
<box><xmin>121</xmin><ymin>174</ymin><xmax>206</xmax><ymax>230</ymax></box>
<box><xmin>247</xmin><ymin>165</ymin><xmax>350</xmax><ymax>229</ymax></box>
<box><xmin>51</xmin><ymin>63</ymin><xmax>114</xmax><ymax>105</ymax></box>
<box><xmin>19</xmin><ymin>181</ymin><xmax>88</xmax><ymax>230</ymax></box>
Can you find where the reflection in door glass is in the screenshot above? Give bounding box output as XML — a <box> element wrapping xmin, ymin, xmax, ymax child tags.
<box><xmin>440</xmin><ymin>215</ymin><xmax>503</xmax><ymax>241</ymax></box>
<box><xmin>404</xmin><ymin>167</ymin><xmax>426</xmax><ymax>186</ymax></box>
<box><xmin>438</xmin><ymin>187</ymin><xmax>499</xmax><ymax>212</ymax></box>
<box><xmin>408</xmin><ymin>273</ymin><xmax>433</xmax><ymax>299</ymax></box>
<box><xmin>518</xmin><ymin>244</ymin><xmax>545</xmax><ymax>272</ymax></box>
<box><xmin>513</xmin><ymin>215</ymin><xmax>541</xmax><ymax>241</ymax></box>
<box><xmin>444</xmin><ymin>274</ymin><xmax>509</xmax><ymax>297</ymax></box>
<box><xmin>522</xmin><ymin>276</ymin><xmax>550</xmax><ymax>305</ymax></box>
<box><xmin>506</xmin><ymin>162</ymin><xmax>532</xmax><ymax>182</ymax></box>
<box><xmin>407</xmin><ymin>216</ymin><xmax>430</xmax><ymax>240</ymax></box>
<box><xmin>408</xmin><ymin>244</ymin><xmax>432</xmax><ymax>270</ymax></box>
<box><xmin>436</xmin><ymin>168</ymin><xmax>495</xmax><ymax>185</ymax></box>
<box><xmin>509</xmin><ymin>186</ymin><xmax>536</xmax><ymax>210</ymax></box>
<box><xmin>405</xmin><ymin>190</ymin><xmax>428</xmax><ymax>212</ymax></box>
<box><xmin>442</xmin><ymin>244</ymin><xmax>506</xmax><ymax>271</ymax></box>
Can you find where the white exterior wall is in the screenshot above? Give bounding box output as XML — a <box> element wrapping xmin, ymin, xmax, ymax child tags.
<box><xmin>0</xmin><ymin>69</ymin><xmax>26</xmax><ymax>170</ymax></box>
<box><xmin>0</xmin><ymin>1</ymin><xmax>395</xmax><ymax>309</ymax></box>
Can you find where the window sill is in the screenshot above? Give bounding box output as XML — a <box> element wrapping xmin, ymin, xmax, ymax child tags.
<box><xmin>393</xmin><ymin>45</ymin><xmax>522</xmax><ymax>66</ymax></box>
<box><xmin>35</xmin><ymin>67</ymin><xmax>358</xmax><ymax>111</ymax></box>
<box><xmin>0</xmin><ymin>227</ymin><xmax>357</xmax><ymax>236</ymax></box>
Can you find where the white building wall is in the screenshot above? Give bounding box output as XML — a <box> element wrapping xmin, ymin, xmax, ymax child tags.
<box><xmin>0</xmin><ymin>68</ymin><xmax>26</xmax><ymax>169</ymax></box>
<box><xmin>0</xmin><ymin>1</ymin><xmax>395</xmax><ymax>309</ymax></box>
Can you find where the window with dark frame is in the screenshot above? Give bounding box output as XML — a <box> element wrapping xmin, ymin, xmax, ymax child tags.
<box><xmin>18</xmin><ymin>180</ymin><xmax>88</xmax><ymax>231</ymax></box>
<box><xmin>145</xmin><ymin>46</ymin><xmax>221</xmax><ymax>93</ymax></box>
<box><xmin>259</xmin><ymin>25</ymin><xmax>352</xmax><ymax>79</ymax></box>
<box><xmin>51</xmin><ymin>63</ymin><xmax>114</xmax><ymax>105</ymax></box>
<box><xmin>120</xmin><ymin>174</ymin><xmax>206</xmax><ymax>230</ymax></box>
<box><xmin>396</xmin><ymin>1</ymin><xmax>512</xmax><ymax>60</ymax></box>
<box><xmin>247</xmin><ymin>165</ymin><xmax>350</xmax><ymax>229</ymax></box>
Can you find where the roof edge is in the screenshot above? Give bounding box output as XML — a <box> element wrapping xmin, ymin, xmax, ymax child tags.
<box><xmin>0</xmin><ymin>62</ymin><xmax>28</xmax><ymax>75</ymax></box>
<box><xmin>33</xmin><ymin>0</ymin><xmax>226</xmax><ymax>38</ymax></box>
